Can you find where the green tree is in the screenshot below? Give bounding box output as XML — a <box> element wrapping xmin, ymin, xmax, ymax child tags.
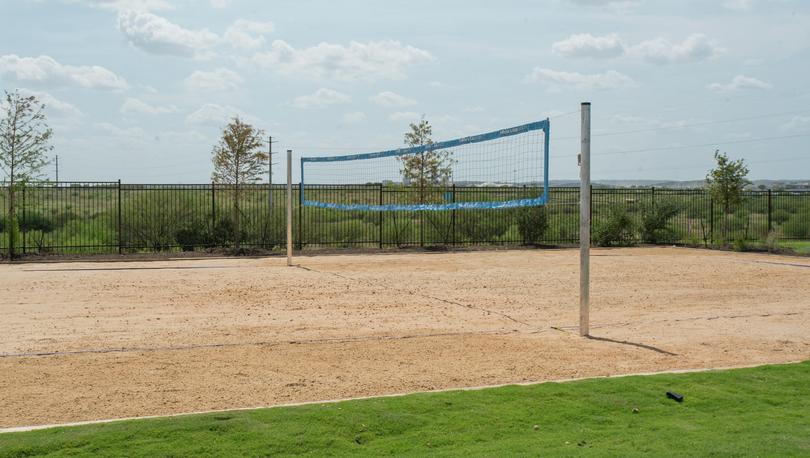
<box><xmin>1</xmin><ymin>90</ymin><xmax>53</xmax><ymax>258</ymax></box>
<box><xmin>706</xmin><ymin>150</ymin><xmax>749</xmax><ymax>215</ymax></box>
<box><xmin>399</xmin><ymin>116</ymin><xmax>455</xmax><ymax>203</ymax></box>
<box><xmin>211</xmin><ymin>117</ymin><xmax>267</xmax><ymax>251</ymax></box>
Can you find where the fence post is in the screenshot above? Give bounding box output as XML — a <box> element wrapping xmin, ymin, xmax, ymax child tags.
<box><xmin>767</xmin><ymin>189</ymin><xmax>772</xmax><ymax>233</ymax></box>
<box><xmin>651</xmin><ymin>186</ymin><xmax>656</xmax><ymax>207</ymax></box>
<box><xmin>117</xmin><ymin>180</ymin><xmax>122</xmax><ymax>254</ymax></box>
<box><xmin>379</xmin><ymin>183</ymin><xmax>383</xmax><ymax>249</ymax></box>
<box><xmin>451</xmin><ymin>184</ymin><xmax>456</xmax><ymax>246</ymax></box>
<box><xmin>709</xmin><ymin>197</ymin><xmax>714</xmax><ymax>245</ymax></box>
<box><xmin>211</xmin><ymin>181</ymin><xmax>216</xmax><ymax>234</ymax></box>
<box><xmin>297</xmin><ymin>183</ymin><xmax>303</xmax><ymax>250</ymax></box>
<box><xmin>21</xmin><ymin>186</ymin><xmax>26</xmax><ymax>255</ymax></box>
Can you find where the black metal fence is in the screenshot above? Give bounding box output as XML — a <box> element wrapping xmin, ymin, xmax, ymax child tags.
<box><xmin>1</xmin><ymin>182</ymin><xmax>809</xmax><ymax>256</ymax></box>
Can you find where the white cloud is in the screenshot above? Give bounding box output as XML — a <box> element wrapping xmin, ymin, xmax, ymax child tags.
<box><xmin>781</xmin><ymin>116</ymin><xmax>810</xmax><ymax>133</ymax></box>
<box><xmin>0</xmin><ymin>54</ymin><xmax>128</xmax><ymax>90</ymax></box>
<box><xmin>209</xmin><ymin>0</ymin><xmax>231</xmax><ymax>7</ymax></box>
<box><xmin>568</xmin><ymin>0</ymin><xmax>644</xmax><ymax>10</ymax></box>
<box><xmin>120</xmin><ymin>97</ymin><xmax>178</xmax><ymax>115</ymax></box>
<box><xmin>370</xmin><ymin>91</ymin><xmax>417</xmax><ymax>107</ymax></box>
<box><xmin>628</xmin><ymin>34</ymin><xmax>724</xmax><ymax>64</ymax></box>
<box><xmin>389</xmin><ymin>111</ymin><xmax>421</xmax><ymax>122</ymax></box>
<box><xmin>708</xmin><ymin>75</ymin><xmax>772</xmax><ymax>93</ymax></box>
<box><xmin>291</xmin><ymin>88</ymin><xmax>351</xmax><ymax>109</ymax></box>
<box><xmin>17</xmin><ymin>89</ymin><xmax>83</xmax><ymax>118</ymax></box>
<box><xmin>249</xmin><ymin>40</ymin><xmax>434</xmax><ymax>81</ymax></box>
<box><xmin>117</xmin><ymin>10</ymin><xmax>220</xmax><ymax>58</ymax></box>
<box><xmin>186</xmin><ymin>103</ymin><xmax>239</xmax><ymax>125</ymax></box>
<box><xmin>95</xmin><ymin>122</ymin><xmax>147</xmax><ymax>139</ymax></box>
<box><xmin>526</xmin><ymin>68</ymin><xmax>634</xmax><ymax>90</ymax></box>
<box><xmin>183</xmin><ymin>68</ymin><xmax>243</xmax><ymax>91</ymax></box>
<box><xmin>185</xmin><ymin>103</ymin><xmax>261</xmax><ymax>126</ymax></box>
<box><xmin>224</xmin><ymin>19</ymin><xmax>274</xmax><ymax>49</ymax></box>
<box><xmin>552</xmin><ymin>33</ymin><xmax>625</xmax><ymax>58</ymax></box>
<box><xmin>723</xmin><ymin>0</ymin><xmax>755</xmax><ymax>11</ymax></box>
<box><xmin>65</xmin><ymin>0</ymin><xmax>172</xmax><ymax>12</ymax></box>
<box><xmin>342</xmin><ymin>111</ymin><xmax>367</xmax><ymax>124</ymax></box>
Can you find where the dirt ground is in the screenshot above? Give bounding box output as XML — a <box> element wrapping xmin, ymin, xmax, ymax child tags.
<box><xmin>1</xmin><ymin>247</ymin><xmax>808</xmax><ymax>428</ymax></box>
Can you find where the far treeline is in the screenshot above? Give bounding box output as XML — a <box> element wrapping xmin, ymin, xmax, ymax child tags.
<box><xmin>2</xmin><ymin>91</ymin><xmax>810</xmax><ymax>258</ymax></box>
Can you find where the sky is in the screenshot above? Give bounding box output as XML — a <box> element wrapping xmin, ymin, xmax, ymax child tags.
<box><xmin>1</xmin><ymin>0</ymin><xmax>809</xmax><ymax>183</ymax></box>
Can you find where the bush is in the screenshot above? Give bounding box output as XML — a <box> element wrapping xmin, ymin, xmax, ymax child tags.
<box><xmin>515</xmin><ymin>206</ymin><xmax>549</xmax><ymax>245</ymax></box>
<box><xmin>733</xmin><ymin>238</ymin><xmax>749</xmax><ymax>252</ymax></box>
<box><xmin>175</xmin><ymin>221</ymin><xmax>211</xmax><ymax>252</ymax></box>
<box><xmin>19</xmin><ymin>211</ymin><xmax>55</xmax><ymax>233</ymax></box>
<box><xmin>456</xmin><ymin>212</ymin><xmax>510</xmax><ymax>242</ymax></box>
<box><xmin>782</xmin><ymin>215</ymin><xmax>810</xmax><ymax>239</ymax></box>
<box><xmin>771</xmin><ymin>209</ymin><xmax>791</xmax><ymax>225</ymax></box>
<box><xmin>243</xmin><ymin>211</ymin><xmax>286</xmax><ymax>249</ymax></box>
<box><xmin>594</xmin><ymin>206</ymin><xmax>636</xmax><ymax>247</ymax></box>
<box><xmin>53</xmin><ymin>211</ymin><xmax>80</xmax><ymax>228</ymax></box>
<box><xmin>211</xmin><ymin>218</ymin><xmax>240</xmax><ymax>247</ymax></box>
<box><xmin>639</xmin><ymin>202</ymin><xmax>679</xmax><ymax>244</ymax></box>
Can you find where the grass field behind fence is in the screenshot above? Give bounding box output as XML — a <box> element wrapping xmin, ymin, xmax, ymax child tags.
<box><xmin>1</xmin><ymin>183</ymin><xmax>809</xmax><ymax>255</ymax></box>
<box><xmin>1</xmin><ymin>361</ymin><xmax>808</xmax><ymax>457</ymax></box>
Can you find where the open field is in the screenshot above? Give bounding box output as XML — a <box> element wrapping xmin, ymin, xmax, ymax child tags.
<box><xmin>1</xmin><ymin>362</ymin><xmax>809</xmax><ymax>456</ymax></box>
<box><xmin>1</xmin><ymin>247</ymin><xmax>809</xmax><ymax>429</ymax></box>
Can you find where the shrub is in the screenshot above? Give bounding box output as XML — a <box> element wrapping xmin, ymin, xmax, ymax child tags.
<box><xmin>119</xmin><ymin>192</ymin><xmax>207</xmax><ymax>251</ymax></box>
<box><xmin>53</xmin><ymin>211</ymin><xmax>80</xmax><ymax>228</ymax></box>
<box><xmin>639</xmin><ymin>202</ymin><xmax>679</xmax><ymax>244</ymax></box>
<box><xmin>594</xmin><ymin>205</ymin><xmax>636</xmax><ymax>247</ymax></box>
<box><xmin>383</xmin><ymin>214</ymin><xmax>416</xmax><ymax>247</ymax></box>
<box><xmin>782</xmin><ymin>215</ymin><xmax>810</xmax><ymax>239</ymax></box>
<box><xmin>733</xmin><ymin>238</ymin><xmax>749</xmax><ymax>252</ymax></box>
<box><xmin>456</xmin><ymin>212</ymin><xmax>510</xmax><ymax>242</ymax></box>
<box><xmin>771</xmin><ymin>209</ymin><xmax>791</xmax><ymax>225</ymax></box>
<box><xmin>211</xmin><ymin>218</ymin><xmax>241</xmax><ymax>247</ymax></box>
<box><xmin>515</xmin><ymin>206</ymin><xmax>549</xmax><ymax>245</ymax></box>
<box><xmin>175</xmin><ymin>220</ymin><xmax>211</xmax><ymax>252</ymax></box>
<box><xmin>19</xmin><ymin>211</ymin><xmax>55</xmax><ymax>233</ymax></box>
<box><xmin>243</xmin><ymin>211</ymin><xmax>286</xmax><ymax>249</ymax></box>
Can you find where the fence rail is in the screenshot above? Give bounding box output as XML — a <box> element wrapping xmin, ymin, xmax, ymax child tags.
<box><xmin>1</xmin><ymin>182</ymin><xmax>809</xmax><ymax>256</ymax></box>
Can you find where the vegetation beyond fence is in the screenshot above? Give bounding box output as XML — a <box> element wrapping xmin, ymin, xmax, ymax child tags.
<box><xmin>1</xmin><ymin>182</ymin><xmax>809</xmax><ymax>256</ymax></box>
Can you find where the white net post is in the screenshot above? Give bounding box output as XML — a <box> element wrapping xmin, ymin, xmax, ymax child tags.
<box><xmin>286</xmin><ymin>149</ymin><xmax>293</xmax><ymax>266</ymax></box>
<box><xmin>579</xmin><ymin>102</ymin><xmax>591</xmax><ymax>337</ymax></box>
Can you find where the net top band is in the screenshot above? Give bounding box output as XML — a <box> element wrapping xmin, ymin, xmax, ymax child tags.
<box><xmin>301</xmin><ymin>119</ymin><xmax>549</xmax><ymax>163</ymax></box>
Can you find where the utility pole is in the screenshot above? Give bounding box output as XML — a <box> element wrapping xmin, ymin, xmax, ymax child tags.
<box><xmin>55</xmin><ymin>155</ymin><xmax>59</xmax><ymax>184</ymax></box>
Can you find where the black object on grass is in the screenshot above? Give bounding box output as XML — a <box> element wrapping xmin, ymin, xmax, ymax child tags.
<box><xmin>666</xmin><ymin>391</ymin><xmax>684</xmax><ymax>402</ymax></box>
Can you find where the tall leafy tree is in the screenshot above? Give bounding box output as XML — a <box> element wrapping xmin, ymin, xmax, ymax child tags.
<box><xmin>0</xmin><ymin>90</ymin><xmax>53</xmax><ymax>258</ymax></box>
<box><xmin>706</xmin><ymin>150</ymin><xmax>750</xmax><ymax>215</ymax></box>
<box><xmin>399</xmin><ymin>116</ymin><xmax>454</xmax><ymax>203</ymax></box>
<box><xmin>211</xmin><ymin>117</ymin><xmax>267</xmax><ymax>251</ymax></box>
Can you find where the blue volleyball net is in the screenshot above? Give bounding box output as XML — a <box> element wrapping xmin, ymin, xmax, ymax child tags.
<box><xmin>300</xmin><ymin>119</ymin><xmax>549</xmax><ymax>211</ymax></box>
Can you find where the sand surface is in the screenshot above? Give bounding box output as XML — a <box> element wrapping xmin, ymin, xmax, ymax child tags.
<box><xmin>1</xmin><ymin>247</ymin><xmax>808</xmax><ymax>428</ymax></box>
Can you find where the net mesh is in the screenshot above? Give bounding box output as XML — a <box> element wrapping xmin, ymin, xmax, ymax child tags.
<box><xmin>301</xmin><ymin>120</ymin><xmax>549</xmax><ymax>211</ymax></box>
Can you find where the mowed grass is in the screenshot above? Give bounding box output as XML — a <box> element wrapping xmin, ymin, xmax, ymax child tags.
<box><xmin>781</xmin><ymin>240</ymin><xmax>810</xmax><ymax>255</ymax></box>
<box><xmin>1</xmin><ymin>362</ymin><xmax>809</xmax><ymax>457</ymax></box>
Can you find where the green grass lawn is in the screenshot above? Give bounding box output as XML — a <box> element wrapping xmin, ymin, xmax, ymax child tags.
<box><xmin>1</xmin><ymin>362</ymin><xmax>809</xmax><ymax>457</ymax></box>
<box><xmin>781</xmin><ymin>240</ymin><xmax>810</xmax><ymax>255</ymax></box>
